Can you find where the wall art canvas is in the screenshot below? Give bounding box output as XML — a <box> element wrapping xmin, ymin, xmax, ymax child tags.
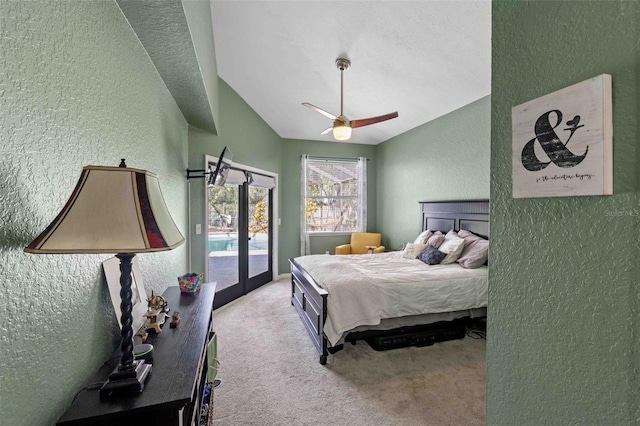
<box><xmin>512</xmin><ymin>74</ymin><xmax>612</xmax><ymax>198</ymax></box>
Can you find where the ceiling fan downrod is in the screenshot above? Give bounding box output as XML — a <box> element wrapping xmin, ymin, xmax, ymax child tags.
<box><xmin>335</xmin><ymin>58</ymin><xmax>350</xmax><ymax>117</ymax></box>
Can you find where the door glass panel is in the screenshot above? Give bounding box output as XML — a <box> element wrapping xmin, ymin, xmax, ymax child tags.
<box><xmin>207</xmin><ymin>185</ymin><xmax>239</xmax><ymax>292</ymax></box>
<box><xmin>248</xmin><ymin>186</ymin><xmax>269</xmax><ymax>279</ymax></box>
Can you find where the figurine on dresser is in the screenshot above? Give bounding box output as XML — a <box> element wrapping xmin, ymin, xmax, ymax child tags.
<box><xmin>144</xmin><ymin>291</ymin><xmax>171</xmax><ymax>333</ymax></box>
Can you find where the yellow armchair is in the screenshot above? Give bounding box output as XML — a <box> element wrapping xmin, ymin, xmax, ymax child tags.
<box><xmin>335</xmin><ymin>232</ymin><xmax>385</xmax><ymax>255</ymax></box>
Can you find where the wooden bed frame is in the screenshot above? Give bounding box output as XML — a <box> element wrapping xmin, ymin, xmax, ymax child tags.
<box><xmin>290</xmin><ymin>199</ymin><xmax>489</xmax><ymax>365</ymax></box>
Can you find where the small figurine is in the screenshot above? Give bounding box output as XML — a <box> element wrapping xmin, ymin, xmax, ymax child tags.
<box><xmin>144</xmin><ymin>291</ymin><xmax>171</xmax><ymax>333</ymax></box>
<box><xmin>170</xmin><ymin>311</ymin><xmax>180</xmax><ymax>328</ymax></box>
<box><xmin>147</xmin><ymin>292</ymin><xmax>169</xmax><ymax>313</ymax></box>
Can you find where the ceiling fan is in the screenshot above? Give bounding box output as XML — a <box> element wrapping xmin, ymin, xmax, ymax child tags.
<box><xmin>303</xmin><ymin>58</ymin><xmax>398</xmax><ymax>141</ymax></box>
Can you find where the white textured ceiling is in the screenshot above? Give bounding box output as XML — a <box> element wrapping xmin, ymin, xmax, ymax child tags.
<box><xmin>210</xmin><ymin>1</ymin><xmax>491</xmax><ymax>145</ymax></box>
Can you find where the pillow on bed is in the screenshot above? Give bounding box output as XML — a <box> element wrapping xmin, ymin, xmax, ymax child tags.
<box><xmin>413</xmin><ymin>230</ymin><xmax>433</xmax><ymax>245</ymax></box>
<box><xmin>457</xmin><ymin>238</ymin><xmax>489</xmax><ymax>269</ymax></box>
<box><xmin>417</xmin><ymin>246</ymin><xmax>447</xmax><ymax>265</ymax></box>
<box><xmin>458</xmin><ymin>229</ymin><xmax>483</xmax><ymax>245</ymax></box>
<box><xmin>425</xmin><ymin>231</ymin><xmax>445</xmax><ymax>248</ymax></box>
<box><xmin>438</xmin><ymin>230</ymin><xmax>466</xmax><ymax>264</ymax></box>
<box><xmin>401</xmin><ymin>242</ymin><xmax>428</xmax><ymax>259</ymax></box>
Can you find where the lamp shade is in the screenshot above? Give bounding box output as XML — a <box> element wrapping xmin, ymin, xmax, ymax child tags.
<box><xmin>332</xmin><ymin>123</ymin><xmax>352</xmax><ymax>141</ymax></box>
<box><xmin>25</xmin><ymin>165</ymin><xmax>184</xmax><ymax>254</ymax></box>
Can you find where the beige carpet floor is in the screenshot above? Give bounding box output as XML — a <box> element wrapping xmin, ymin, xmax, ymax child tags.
<box><xmin>211</xmin><ymin>277</ymin><xmax>486</xmax><ymax>426</ymax></box>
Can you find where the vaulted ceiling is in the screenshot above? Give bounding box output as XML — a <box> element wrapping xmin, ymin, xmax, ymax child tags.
<box><xmin>118</xmin><ymin>1</ymin><xmax>491</xmax><ymax>146</ymax></box>
<box><xmin>210</xmin><ymin>1</ymin><xmax>491</xmax><ymax>145</ymax></box>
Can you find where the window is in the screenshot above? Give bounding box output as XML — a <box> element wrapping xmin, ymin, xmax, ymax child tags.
<box><xmin>301</xmin><ymin>156</ymin><xmax>367</xmax><ymax>233</ymax></box>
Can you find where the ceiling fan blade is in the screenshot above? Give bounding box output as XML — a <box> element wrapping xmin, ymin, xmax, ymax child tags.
<box><xmin>320</xmin><ymin>126</ymin><xmax>333</xmax><ymax>135</ymax></box>
<box><xmin>350</xmin><ymin>112</ymin><xmax>398</xmax><ymax>129</ymax></box>
<box><xmin>302</xmin><ymin>103</ymin><xmax>338</xmax><ymax>120</ymax></box>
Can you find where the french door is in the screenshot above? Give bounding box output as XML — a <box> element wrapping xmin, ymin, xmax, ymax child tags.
<box><xmin>206</xmin><ymin>165</ymin><xmax>274</xmax><ymax>309</ymax></box>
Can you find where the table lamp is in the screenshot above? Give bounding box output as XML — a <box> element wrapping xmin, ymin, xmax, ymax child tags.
<box><xmin>24</xmin><ymin>160</ymin><xmax>185</xmax><ymax>396</ymax></box>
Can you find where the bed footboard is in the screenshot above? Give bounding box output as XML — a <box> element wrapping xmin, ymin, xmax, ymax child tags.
<box><xmin>290</xmin><ymin>259</ymin><xmax>329</xmax><ymax>365</ymax></box>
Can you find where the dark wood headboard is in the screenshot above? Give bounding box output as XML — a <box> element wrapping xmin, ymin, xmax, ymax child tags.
<box><xmin>419</xmin><ymin>199</ymin><xmax>490</xmax><ymax>238</ymax></box>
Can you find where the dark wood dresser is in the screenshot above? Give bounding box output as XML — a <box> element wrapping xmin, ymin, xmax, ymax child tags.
<box><xmin>57</xmin><ymin>282</ymin><xmax>216</xmax><ymax>426</ymax></box>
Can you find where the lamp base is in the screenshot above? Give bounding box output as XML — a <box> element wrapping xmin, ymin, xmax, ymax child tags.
<box><xmin>99</xmin><ymin>360</ymin><xmax>152</xmax><ymax>397</ymax></box>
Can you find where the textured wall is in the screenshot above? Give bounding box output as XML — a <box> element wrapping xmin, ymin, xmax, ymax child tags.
<box><xmin>117</xmin><ymin>0</ymin><xmax>219</xmax><ymax>134</ymax></box>
<box><xmin>0</xmin><ymin>2</ymin><xmax>188</xmax><ymax>425</ymax></box>
<box><xmin>375</xmin><ymin>96</ymin><xmax>491</xmax><ymax>251</ymax></box>
<box><xmin>489</xmin><ymin>2</ymin><xmax>639</xmax><ymax>424</ymax></box>
<box><xmin>182</xmin><ymin>0</ymin><xmax>219</xmax><ymax>133</ymax></box>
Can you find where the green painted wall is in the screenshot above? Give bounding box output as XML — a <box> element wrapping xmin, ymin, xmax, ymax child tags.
<box><xmin>375</xmin><ymin>96</ymin><xmax>491</xmax><ymax>251</ymax></box>
<box><xmin>188</xmin><ymin>79</ymin><xmax>282</xmax><ymax>276</ymax></box>
<box><xmin>0</xmin><ymin>2</ymin><xmax>188</xmax><ymax>425</ymax></box>
<box><xmin>182</xmin><ymin>0</ymin><xmax>219</xmax><ymax>132</ymax></box>
<box><xmin>117</xmin><ymin>0</ymin><xmax>218</xmax><ymax>134</ymax></box>
<box><xmin>489</xmin><ymin>2</ymin><xmax>639</xmax><ymax>424</ymax></box>
<box><xmin>280</xmin><ymin>139</ymin><xmax>378</xmax><ymax>271</ymax></box>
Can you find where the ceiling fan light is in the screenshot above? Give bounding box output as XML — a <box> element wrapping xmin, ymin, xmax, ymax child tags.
<box><xmin>333</xmin><ymin>124</ymin><xmax>352</xmax><ymax>141</ymax></box>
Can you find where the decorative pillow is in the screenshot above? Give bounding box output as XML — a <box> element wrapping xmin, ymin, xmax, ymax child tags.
<box><xmin>457</xmin><ymin>229</ymin><xmax>487</xmax><ymax>264</ymax></box>
<box><xmin>457</xmin><ymin>238</ymin><xmax>489</xmax><ymax>269</ymax></box>
<box><xmin>438</xmin><ymin>230</ymin><xmax>466</xmax><ymax>264</ymax></box>
<box><xmin>417</xmin><ymin>246</ymin><xmax>447</xmax><ymax>265</ymax></box>
<box><xmin>425</xmin><ymin>231</ymin><xmax>445</xmax><ymax>248</ymax></box>
<box><xmin>401</xmin><ymin>242</ymin><xmax>428</xmax><ymax>259</ymax></box>
<box><xmin>458</xmin><ymin>229</ymin><xmax>482</xmax><ymax>245</ymax></box>
<box><xmin>413</xmin><ymin>230</ymin><xmax>433</xmax><ymax>245</ymax></box>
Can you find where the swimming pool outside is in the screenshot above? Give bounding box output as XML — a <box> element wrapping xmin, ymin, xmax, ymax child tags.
<box><xmin>208</xmin><ymin>233</ymin><xmax>268</xmax><ymax>256</ymax></box>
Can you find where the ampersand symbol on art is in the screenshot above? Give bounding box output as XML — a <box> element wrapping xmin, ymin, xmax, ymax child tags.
<box><xmin>521</xmin><ymin>110</ymin><xmax>588</xmax><ymax>172</ymax></box>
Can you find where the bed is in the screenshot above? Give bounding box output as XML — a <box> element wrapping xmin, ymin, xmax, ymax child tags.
<box><xmin>290</xmin><ymin>199</ymin><xmax>489</xmax><ymax>364</ymax></box>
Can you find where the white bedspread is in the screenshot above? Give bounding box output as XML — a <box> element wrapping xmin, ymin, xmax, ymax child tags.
<box><xmin>294</xmin><ymin>252</ymin><xmax>488</xmax><ymax>346</ymax></box>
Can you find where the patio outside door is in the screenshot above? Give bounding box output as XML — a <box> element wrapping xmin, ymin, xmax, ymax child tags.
<box><xmin>207</xmin><ymin>170</ymin><xmax>273</xmax><ymax>309</ymax></box>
